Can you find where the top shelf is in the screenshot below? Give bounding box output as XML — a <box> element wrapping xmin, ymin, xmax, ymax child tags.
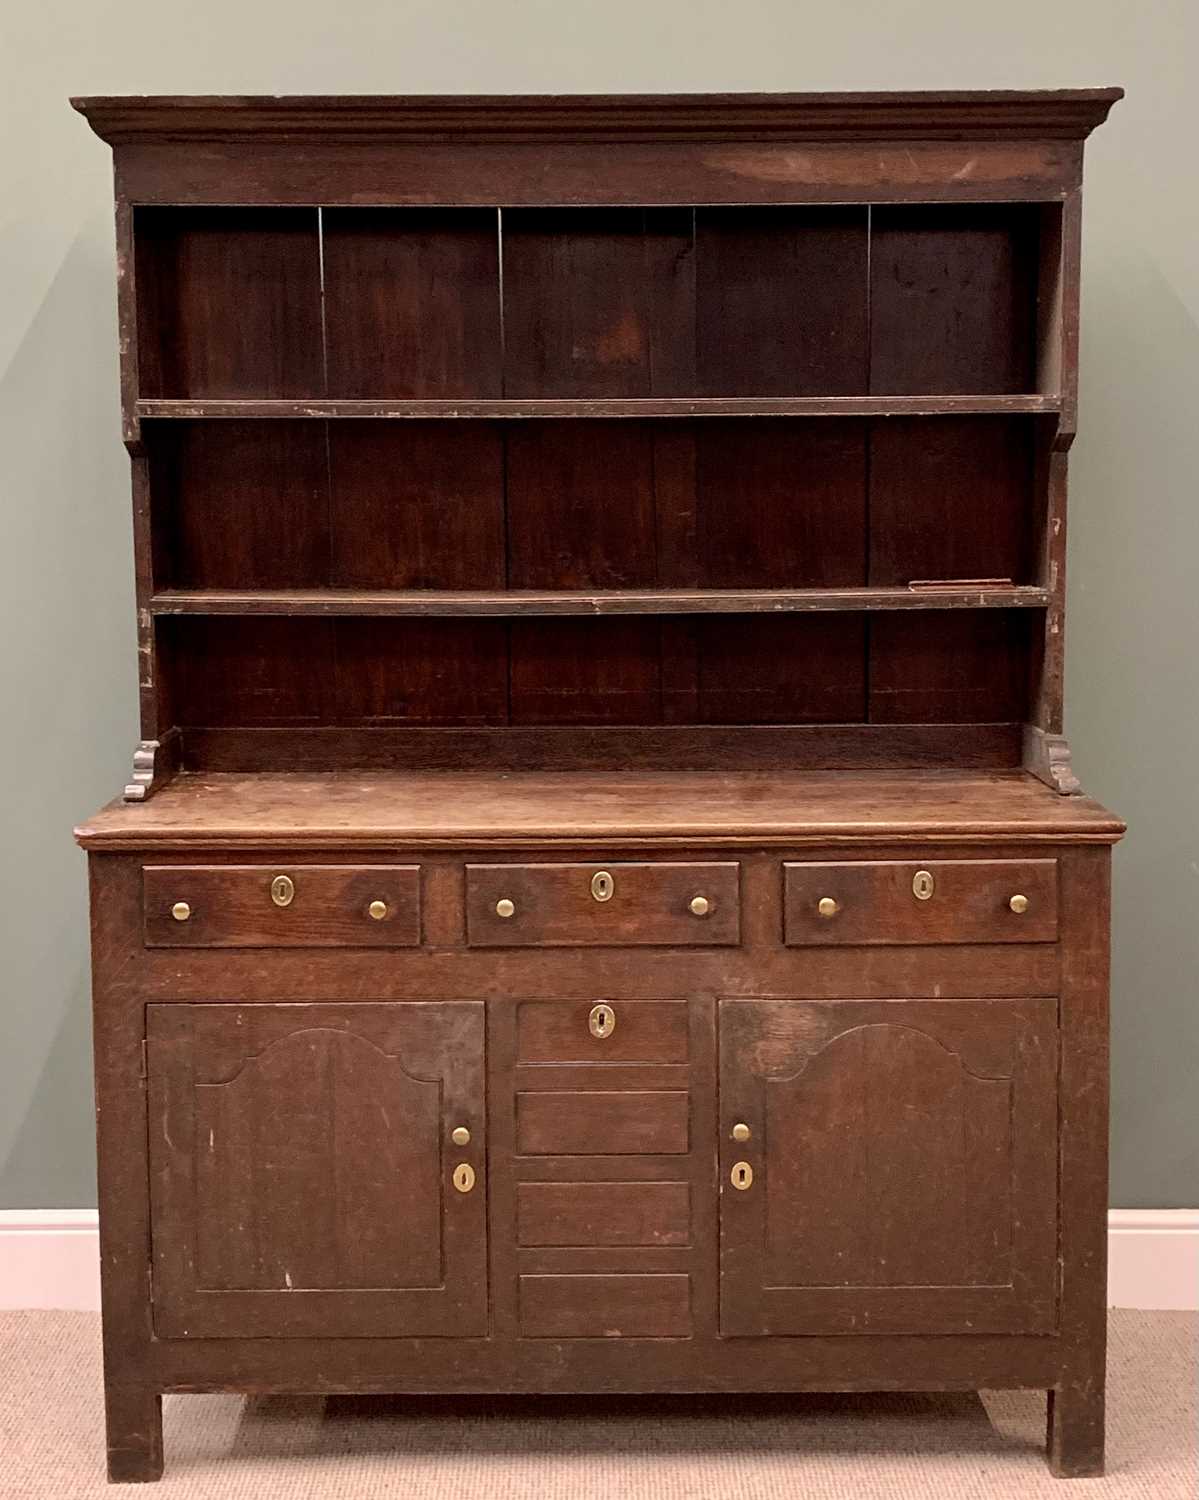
<box><xmin>136</xmin><ymin>395</ymin><xmax>1062</xmax><ymax>421</ymax></box>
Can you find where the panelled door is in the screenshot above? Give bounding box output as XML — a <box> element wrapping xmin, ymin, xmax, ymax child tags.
<box><xmin>718</xmin><ymin>998</ymin><xmax>1058</xmax><ymax>1337</ymax></box>
<box><xmin>146</xmin><ymin>1002</ymin><xmax>486</xmax><ymax>1338</ymax></box>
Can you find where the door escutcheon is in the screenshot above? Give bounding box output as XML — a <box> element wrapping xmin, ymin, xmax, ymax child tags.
<box><xmin>452</xmin><ymin>1162</ymin><xmax>476</xmax><ymax>1194</ymax></box>
<box><xmin>912</xmin><ymin>869</ymin><xmax>935</xmax><ymax>901</ymax></box>
<box><xmin>730</xmin><ymin>1160</ymin><xmax>754</xmax><ymax>1191</ymax></box>
<box><xmin>591</xmin><ymin>870</ymin><xmax>615</xmax><ymax>902</ymax></box>
<box><xmin>588</xmin><ymin>1003</ymin><xmax>616</xmax><ymax>1039</ymax></box>
<box><xmin>270</xmin><ymin>874</ymin><xmax>295</xmax><ymax>908</ymax></box>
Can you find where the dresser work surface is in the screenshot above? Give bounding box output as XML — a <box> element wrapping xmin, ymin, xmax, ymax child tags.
<box><xmin>71</xmin><ymin>87</ymin><xmax>1123</xmax><ymax>1483</ymax></box>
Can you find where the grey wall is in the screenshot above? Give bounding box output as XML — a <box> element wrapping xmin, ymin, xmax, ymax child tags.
<box><xmin>2</xmin><ymin>0</ymin><xmax>1195</xmax><ymax>1209</ymax></box>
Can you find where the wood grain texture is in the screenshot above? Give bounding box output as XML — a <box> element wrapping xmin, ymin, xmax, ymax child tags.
<box><xmin>516</xmin><ymin>1181</ymin><xmax>691</xmax><ymax>1247</ymax></box>
<box><xmin>143</xmin><ymin>863</ymin><xmax>420</xmax><ymax>947</ymax></box>
<box><xmin>467</xmin><ymin>861</ymin><xmax>739</xmax><ymax>947</ymax></box>
<box><xmin>518</xmin><ymin>1273</ymin><xmax>692</xmax><ymax>1338</ymax></box>
<box><xmin>783</xmin><ymin>858</ymin><xmax>1058</xmax><ymax>946</ymax></box>
<box><xmin>516</xmin><ymin>1000</ymin><xmax>689</xmax><ymax>1062</ymax></box>
<box><xmin>516</xmin><ymin>1091</ymin><xmax>690</xmax><ymax>1156</ymax></box>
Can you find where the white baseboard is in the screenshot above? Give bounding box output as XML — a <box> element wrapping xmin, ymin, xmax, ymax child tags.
<box><xmin>1</xmin><ymin>1208</ymin><xmax>1195</xmax><ymax>1314</ymax></box>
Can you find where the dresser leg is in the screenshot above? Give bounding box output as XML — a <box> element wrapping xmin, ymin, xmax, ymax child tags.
<box><xmin>104</xmin><ymin>1386</ymin><xmax>164</xmax><ymax>1483</ymax></box>
<box><xmin>1046</xmin><ymin>1381</ymin><xmax>1105</xmax><ymax>1477</ymax></box>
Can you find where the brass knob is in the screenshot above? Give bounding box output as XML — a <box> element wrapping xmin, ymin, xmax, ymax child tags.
<box><xmin>451</xmin><ymin>1125</ymin><xmax>471</xmax><ymax>1146</ymax></box>
<box><xmin>368</xmin><ymin>899</ymin><xmax>388</xmax><ymax>921</ymax></box>
<box><xmin>689</xmin><ymin>895</ymin><xmax>710</xmax><ymax>917</ymax></box>
<box><xmin>731</xmin><ymin>1122</ymin><xmax>751</xmax><ymax>1142</ymax></box>
<box><xmin>171</xmin><ymin>901</ymin><xmax>191</xmax><ymax>922</ymax></box>
<box><xmin>817</xmin><ymin>896</ymin><xmax>839</xmax><ymax>919</ymax></box>
<box><xmin>496</xmin><ymin>898</ymin><xmax>515</xmax><ymax>919</ymax></box>
<box><xmin>1009</xmin><ymin>893</ymin><xmax>1029</xmax><ymax>914</ymax></box>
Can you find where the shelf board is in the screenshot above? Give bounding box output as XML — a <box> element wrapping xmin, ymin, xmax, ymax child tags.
<box><xmin>135</xmin><ymin>395</ymin><xmax>1062</xmax><ymax>421</ymax></box>
<box><xmin>150</xmin><ymin>586</ymin><xmax>1052</xmax><ymax>619</ymax></box>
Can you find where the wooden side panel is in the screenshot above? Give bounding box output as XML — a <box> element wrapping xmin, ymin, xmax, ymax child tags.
<box><xmin>868</xmin><ymin>417</ymin><xmax>1034</xmax><ymax>586</ymax></box>
<box><xmin>696</xmin><ymin>208</ymin><xmax>868</xmax><ymax>394</ymax></box>
<box><xmin>143</xmin><ymin>864</ymin><xmax>421</xmax><ymax>948</ymax></box>
<box><xmin>518</xmin><ymin>1273</ymin><xmax>692</xmax><ymax>1337</ymax></box>
<box><xmin>321</xmin><ymin>208</ymin><xmax>502</xmax><ymax>397</ymax></box>
<box><xmin>517</xmin><ymin>1182</ymin><xmax>691</xmax><ymax>1246</ymax></box>
<box><xmin>329</xmin><ymin>423</ymin><xmax>506</xmax><ymax>590</ymax></box>
<box><xmin>501</xmin><ymin>209</ymin><xmax>695</xmax><ymax>397</ymax></box>
<box><xmin>146</xmin><ymin>1001</ymin><xmax>487</xmax><ymax>1338</ymax></box>
<box><xmin>870</xmin><ymin>206</ymin><xmax>1039</xmax><ymax>395</ymax></box>
<box><xmin>719</xmin><ymin>997</ymin><xmax>1058</xmax><ymax>1336</ymax></box>
<box><xmin>134</xmin><ymin>208</ymin><xmax>323</xmax><ymax>398</ymax></box>
<box><xmin>516</xmin><ymin>1091</ymin><xmax>690</xmax><ymax>1155</ymax></box>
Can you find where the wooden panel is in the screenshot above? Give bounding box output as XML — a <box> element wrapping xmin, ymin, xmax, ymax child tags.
<box><xmin>146</xmin><ymin>1002</ymin><xmax>486</xmax><ymax>1338</ymax></box>
<box><xmin>143</xmin><ymin>864</ymin><xmax>421</xmax><ymax>947</ymax></box>
<box><xmin>502</xmin><ymin>209</ymin><xmax>694</xmax><ymax>397</ymax></box>
<box><xmin>135</xmin><ymin>208</ymin><xmax>323</xmax><ymax>398</ymax></box>
<box><xmin>868</xmin><ymin>417</ymin><xmax>1034</xmax><ymax>586</ymax></box>
<box><xmin>868</xmin><ymin>611</ymin><xmax>1030</xmax><ymax>723</ymax></box>
<box><xmin>719</xmin><ymin>997</ymin><xmax>1058</xmax><ymax>1336</ymax></box>
<box><xmin>517</xmin><ymin>1000</ymin><xmax>689</xmax><ymax>1062</ymax></box>
<box><xmin>505</xmin><ymin>422</ymin><xmax>657</xmax><ymax>588</ymax></box>
<box><xmin>163</xmin><ymin>616</ymin><xmax>335</xmax><ymax>726</ymax></box>
<box><xmin>332</xmin><ymin>619</ymin><xmax>509</xmax><ymax>725</ymax></box>
<box><xmin>328</xmin><ymin>423</ymin><xmax>505</xmax><ymax>589</ymax></box>
<box><xmin>509</xmin><ymin>618</ymin><xmax>662</xmax><ymax>725</ymax></box>
<box><xmin>517</xmin><ymin>1182</ymin><xmax>691</xmax><ymax>1246</ymax></box>
<box><xmin>467</xmin><ymin>863</ymin><xmax>739</xmax><ymax>947</ymax></box>
<box><xmin>516</xmin><ymin>1091</ymin><xmax>689</xmax><ymax>1155</ymax></box>
<box><xmin>870</xmin><ymin>206</ymin><xmax>1039</xmax><ymax>395</ymax></box>
<box><xmin>783</xmin><ymin>858</ymin><xmax>1058</xmax><ymax>945</ymax></box>
<box><xmin>150</xmin><ymin>421</ymin><xmax>330</xmax><ymax>590</ymax></box>
<box><xmin>695</xmin><ymin>615</ymin><xmax>868</xmax><ymax>724</ymax></box>
<box><xmin>693</xmin><ymin>420</ymin><xmax>867</xmax><ymax>588</ymax></box>
<box><xmin>321</xmin><ymin>209</ymin><xmax>502</xmax><ymax>397</ymax></box>
<box><xmin>696</xmin><ymin>208</ymin><xmax>868</xmax><ymax>395</ymax></box>
<box><xmin>518</xmin><ymin>1273</ymin><xmax>691</xmax><ymax>1337</ymax></box>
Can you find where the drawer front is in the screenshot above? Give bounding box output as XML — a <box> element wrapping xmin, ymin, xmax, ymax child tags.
<box><xmin>517</xmin><ymin>1181</ymin><xmax>692</xmax><ymax>1247</ymax></box>
<box><xmin>784</xmin><ymin>859</ymin><xmax>1058</xmax><ymax>946</ymax></box>
<box><xmin>516</xmin><ymin>1090</ymin><xmax>690</xmax><ymax>1155</ymax></box>
<box><xmin>517</xmin><ymin>999</ymin><xmax>688</xmax><ymax>1063</ymax></box>
<box><xmin>144</xmin><ymin>864</ymin><xmax>421</xmax><ymax>948</ymax></box>
<box><xmin>466</xmin><ymin>862</ymin><xmax>739</xmax><ymax>947</ymax></box>
<box><xmin>519</xmin><ymin>1273</ymin><xmax>692</xmax><ymax>1338</ymax></box>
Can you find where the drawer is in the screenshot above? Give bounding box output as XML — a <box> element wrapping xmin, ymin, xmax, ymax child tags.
<box><xmin>517</xmin><ymin>1000</ymin><xmax>688</xmax><ymax>1063</ymax></box>
<box><xmin>783</xmin><ymin>859</ymin><xmax>1058</xmax><ymax>946</ymax></box>
<box><xmin>517</xmin><ymin>1181</ymin><xmax>691</xmax><ymax>1247</ymax></box>
<box><xmin>466</xmin><ymin>862</ymin><xmax>739</xmax><ymax>947</ymax></box>
<box><xmin>516</xmin><ymin>1090</ymin><xmax>690</xmax><ymax>1155</ymax></box>
<box><xmin>519</xmin><ymin>1273</ymin><xmax>692</xmax><ymax>1338</ymax></box>
<box><xmin>144</xmin><ymin>864</ymin><xmax>421</xmax><ymax>948</ymax></box>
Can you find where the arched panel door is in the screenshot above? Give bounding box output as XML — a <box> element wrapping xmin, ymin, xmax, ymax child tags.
<box><xmin>147</xmin><ymin>1002</ymin><xmax>485</xmax><ymax>1338</ymax></box>
<box><xmin>719</xmin><ymin>998</ymin><xmax>1057</xmax><ymax>1337</ymax></box>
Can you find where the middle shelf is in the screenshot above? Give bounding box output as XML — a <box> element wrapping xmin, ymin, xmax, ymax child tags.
<box><xmin>148</xmin><ymin>586</ymin><xmax>1052</xmax><ymax>619</ymax></box>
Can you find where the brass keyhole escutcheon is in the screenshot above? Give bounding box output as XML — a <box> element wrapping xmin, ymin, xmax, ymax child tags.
<box><xmin>271</xmin><ymin>874</ymin><xmax>295</xmax><ymax>908</ymax></box>
<box><xmin>731</xmin><ymin>1160</ymin><xmax>754</xmax><ymax>1191</ymax></box>
<box><xmin>452</xmin><ymin>1162</ymin><xmax>475</xmax><ymax>1194</ymax></box>
<box><xmin>591</xmin><ymin>870</ymin><xmax>615</xmax><ymax>903</ymax></box>
<box><xmin>912</xmin><ymin>869</ymin><xmax>935</xmax><ymax>902</ymax></box>
<box><xmin>589</xmin><ymin>1003</ymin><xmax>616</xmax><ymax>1039</ymax></box>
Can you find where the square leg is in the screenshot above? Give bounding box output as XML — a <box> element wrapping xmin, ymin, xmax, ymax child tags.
<box><xmin>1047</xmin><ymin>1382</ymin><xmax>1105</xmax><ymax>1478</ymax></box>
<box><xmin>105</xmin><ymin>1385</ymin><xmax>163</xmax><ymax>1483</ymax></box>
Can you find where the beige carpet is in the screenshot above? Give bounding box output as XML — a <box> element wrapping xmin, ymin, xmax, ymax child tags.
<box><xmin>0</xmin><ymin>1311</ymin><xmax>1194</xmax><ymax>1497</ymax></box>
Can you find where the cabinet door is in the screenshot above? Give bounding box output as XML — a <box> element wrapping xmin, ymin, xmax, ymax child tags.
<box><xmin>719</xmin><ymin>998</ymin><xmax>1057</xmax><ymax>1336</ymax></box>
<box><xmin>146</xmin><ymin>1002</ymin><xmax>485</xmax><ymax>1338</ymax></box>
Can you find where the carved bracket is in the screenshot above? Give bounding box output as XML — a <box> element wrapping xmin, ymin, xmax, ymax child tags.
<box><xmin>123</xmin><ymin>729</ymin><xmax>182</xmax><ymax>802</ymax></box>
<box><xmin>1022</xmin><ymin>725</ymin><xmax>1082</xmax><ymax>796</ymax></box>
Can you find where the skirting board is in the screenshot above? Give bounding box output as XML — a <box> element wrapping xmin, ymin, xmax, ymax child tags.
<box><xmin>0</xmin><ymin>1208</ymin><xmax>1195</xmax><ymax>1314</ymax></box>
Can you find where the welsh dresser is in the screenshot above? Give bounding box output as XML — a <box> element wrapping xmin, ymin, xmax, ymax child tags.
<box><xmin>73</xmin><ymin>90</ymin><xmax>1124</xmax><ymax>1482</ymax></box>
